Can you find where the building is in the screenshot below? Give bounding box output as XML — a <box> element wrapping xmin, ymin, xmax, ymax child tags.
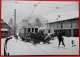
<box><xmin>47</xmin><ymin>17</ymin><xmax>79</xmax><ymax>37</ymax></box>
<box><xmin>1</xmin><ymin>19</ymin><xmax>12</xmax><ymax>38</ymax></box>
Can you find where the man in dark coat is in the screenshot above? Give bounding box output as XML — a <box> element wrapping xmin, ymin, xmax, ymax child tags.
<box><xmin>57</xmin><ymin>32</ymin><xmax>65</xmax><ymax>47</ymax></box>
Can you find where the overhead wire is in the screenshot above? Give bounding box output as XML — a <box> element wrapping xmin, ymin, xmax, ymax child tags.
<box><xmin>13</xmin><ymin>1</ymin><xmax>76</xmax><ymax>17</ymax></box>
<box><xmin>38</xmin><ymin>2</ymin><xmax>74</xmax><ymax>8</ymax></box>
<box><xmin>28</xmin><ymin>1</ymin><xmax>41</xmax><ymax>19</ymax></box>
<box><xmin>37</xmin><ymin>2</ymin><xmax>76</xmax><ymax>16</ymax></box>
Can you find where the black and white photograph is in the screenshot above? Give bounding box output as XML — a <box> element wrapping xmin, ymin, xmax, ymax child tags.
<box><xmin>1</xmin><ymin>1</ymin><xmax>79</xmax><ymax>56</ymax></box>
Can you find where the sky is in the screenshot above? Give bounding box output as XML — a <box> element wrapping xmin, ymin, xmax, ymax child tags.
<box><xmin>1</xmin><ymin>1</ymin><xmax>79</xmax><ymax>23</ymax></box>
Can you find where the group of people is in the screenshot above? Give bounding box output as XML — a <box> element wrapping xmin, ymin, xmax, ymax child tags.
<box><xmin>4</xmin><ymin>32</ymin><xmax>66</xmax><ymax>56</ymax></box>
<box><xmin>44</xmin><ymin>32</ymin><xmax>65</xmax><ymax>47</ymax></box>
<box><xmin>4</xmin><ymin>32</ymin><xmax>76</xmax><ymax>56</ymax></box>
<box><xmin>45</xmin><ymin>32</ymin><xmax>76</xmax><ymax>48</ymax></box>
<box><xmin>27</xmin><ymin>30</ymin><xmax>65</xmax><ymax>48</ymax></box>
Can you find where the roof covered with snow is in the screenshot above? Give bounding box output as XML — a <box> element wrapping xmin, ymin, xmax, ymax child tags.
<box><xmin>1</xmin><ymin>19</ymin><xmax>11</xmax><ymax>28</ymax></box>
<box><xmin>47</xmin><ymin>17</ymin><xmax>79</xmax><ymax>24</ymax></box>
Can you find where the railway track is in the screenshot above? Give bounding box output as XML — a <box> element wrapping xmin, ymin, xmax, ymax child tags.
<box><xmin>18</xmin><ymin>39</ymin><xmax>49</xmax><ymax>55</ymax></box>
<box><xmin>25</xmin><ymin>42</ymin><xmax>49</xmax><ymax>55</ymax></box>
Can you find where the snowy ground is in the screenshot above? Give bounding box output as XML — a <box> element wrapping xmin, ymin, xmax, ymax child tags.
<box><xmin>1</xmin><ymin>36</ymin><xmax>79</xmax><ymax>56</ymax></box>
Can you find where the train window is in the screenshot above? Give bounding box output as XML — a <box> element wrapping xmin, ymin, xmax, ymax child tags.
<box><xmin>48</xmin><ymin>30</ymin><xmax>50</xmax><ymax>33</ymax></box>
<box><xmin>28</xmin><ymin>28</ymin><xmax>30</xmax><ymax>32</ymax></box>
<box><xmin>32</xmin><ymin>28</ymin><xmax>34</xmax><ymax>32</ymax></box>
<box><xmin>35</xmin><ymin>28</ymin><xmax>38</xmax><ymax>33</ymax></box>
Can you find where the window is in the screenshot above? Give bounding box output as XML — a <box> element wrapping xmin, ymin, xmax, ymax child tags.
<box><xmin>32</xmin><ymin>28</ymin><xmax>34</xmax><ymax>32</ymax></box>
<box><xmin>35</xmin><ymin>28</ymin><xmax>38</xmax><ymax>33</ymax></box>
<box><xmin>48</xmin><ymin>30</ymin><xmax>50</xmax><ymax>33</ymax></box>
<box><xmin>28</xmin><ymin>28</ymin><xmax>30</xmax><ymax>32</ymax></box>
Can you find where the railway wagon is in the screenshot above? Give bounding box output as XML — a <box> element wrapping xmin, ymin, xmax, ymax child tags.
<box><xmin>19</xmin><ymin>27</ymin><xmax>38</xmax><ymax>41</ymax></box>
<box><xmin>19</xmin><ymin>27</ymin><xmax>54</xmax><ymax>43</ymax></box>
<box><xmin>38</xmin><ymin>27</ymin><xmax>54</xmax><ymax>35</ymax></box>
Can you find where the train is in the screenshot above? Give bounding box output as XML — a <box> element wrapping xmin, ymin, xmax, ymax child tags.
<box><xmin>19</xmin><ymin>27</ymin><xmax>54</xmax><ymax>44</ymax></box>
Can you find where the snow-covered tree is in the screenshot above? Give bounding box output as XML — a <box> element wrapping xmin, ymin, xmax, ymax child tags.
<box><xmin>34</xmin><ymin>18</ymin><xmax>42</xmax><ymax>28</ymax></box>
<box><xmin>8</xmin><ymin>18</ymin><xmax>14</xmax><ymax>35</ymax></box>
<box><xmin>8</xmin><ymin>18</ymin><xmax>14</xmax><ymax>29</ymax></box>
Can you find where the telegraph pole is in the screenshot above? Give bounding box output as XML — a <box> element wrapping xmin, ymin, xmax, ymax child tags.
<box><xmin>14</xmin><ymin>9</ymin><xmax>16</xmax><ymax>36</ymax></box>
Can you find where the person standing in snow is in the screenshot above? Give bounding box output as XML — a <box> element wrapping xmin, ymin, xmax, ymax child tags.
<box><xmin>57</xmin><ymin>32</ymin><xmax>65</xmax><ymax>47</ymax></box>
<box><xmin>15</xmin><ymin>35</ymin><xmax>18</xmax><ymax>43</ymax></box>
<box><xmin>71</xmin><ymin>40</ymin><xmax>76</xmax><ymax>47</ymax></box>
<box><xmin>72</xmin><ymin>40</ymin><xmax>74</xmax><ymax>47</ymax></box>
<box><xmin>4</xmin><ymin>37</ymin><xmax>12</xmax><ymax>56</ymax></box>
<box><xmin>15</xmin><ymin>35</ymin><xmax>18</xmax><ymax>39</ymax></box>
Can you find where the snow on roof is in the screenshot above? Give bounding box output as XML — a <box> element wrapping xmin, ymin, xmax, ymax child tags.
<box><xmin>1</xmin><ymin>28</ymin><xmax>9</xmax><ymax>31</ymax></box>
<box><xmin>47</xmin><ymin>17</ymin><xmax>79</xmax><ymax>24</ymax></box>
<box><xmin>1</xmin><ymin>19</ymin><xmax>11</xmax><ymax>28</ymax></box>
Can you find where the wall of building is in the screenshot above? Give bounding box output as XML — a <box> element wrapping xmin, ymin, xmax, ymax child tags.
<box><xmin>1</xmin><ymin>20</ymin><xmax>12</xmax><ymax>37</ymax></box>
<box><xmin>49</xmin><ymin>19</ymin><xmax>79</xmax><ymax>29</ymax></box>
<box><xmin>48</xmin><ymin>18</ymin><xmax>79</xmax><ymax>37</ymax></box>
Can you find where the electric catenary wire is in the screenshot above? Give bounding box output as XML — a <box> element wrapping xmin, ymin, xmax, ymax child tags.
<box><xmin>28</xmin><ymin>1</ymin><xmax>41</xmax><ymax>19</ymax></box>
<box><xmin>37</xmin><ymin>2</ymin><xmax>76</xmax><ymax>16</ymax></box>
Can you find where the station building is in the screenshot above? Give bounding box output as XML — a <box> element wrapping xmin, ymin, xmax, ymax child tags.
<box><xmin>47</xmin><ymin>17</ymin><xmax>79</xmax><ymax>37</ymax></box>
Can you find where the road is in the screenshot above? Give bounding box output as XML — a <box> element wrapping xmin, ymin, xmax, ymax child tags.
<box><xmin>1</xmin><ymin>36</ymin><xmax>79</xmax><ymax>55</ymax></box>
